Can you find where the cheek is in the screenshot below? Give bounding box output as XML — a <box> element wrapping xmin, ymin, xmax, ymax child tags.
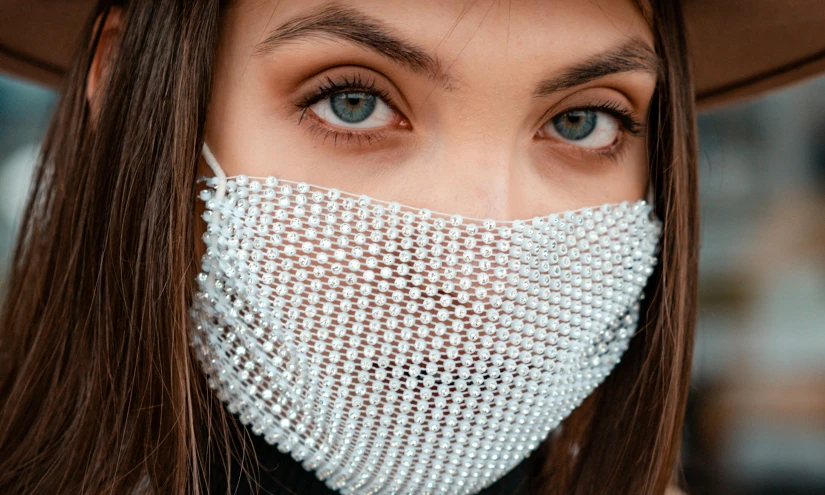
<box><xmin>205</xmin><ymin>75</ymin><xmax>310</xmax><ymax>179</ymax></box>
<box><xmin>520</xmin><ymin>137</ymin><xmax>650</xmax><ymax>216</ymax></box>
<box><xmin>587</xmin><ymin>145</ymin><xmax>649</xmax><ymax>207</ymax></box>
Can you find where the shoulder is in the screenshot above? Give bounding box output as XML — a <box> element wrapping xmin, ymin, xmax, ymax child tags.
<box><xmin>666</xmin><ymin>485</ymin><xmax>687</xmax><ymax>495</ymax></box>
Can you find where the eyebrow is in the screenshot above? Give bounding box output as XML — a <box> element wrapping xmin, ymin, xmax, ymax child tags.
<box><xmin>533</xmin><ymin>39</ymin><xmax>662</xmax><ymax>97</ymax></box>
<box><xmin>255</xmin><ymin>4</ymin><xmax>662</xmax><ymax>95</ymax></box>
<box><xmin>255</xmin><ymin>4</ymin><xmax>448</xmax><ymax>83</ymax></box>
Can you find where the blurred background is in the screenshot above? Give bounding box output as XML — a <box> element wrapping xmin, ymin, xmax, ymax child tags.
<box><xmin>1</xmin><ymin>70</ymin><xmax>824</xmax><ymax>494</ymax></box>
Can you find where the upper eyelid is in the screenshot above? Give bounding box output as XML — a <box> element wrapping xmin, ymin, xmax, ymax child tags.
<box><xmin>296</xmin><ymin>68</ymin><xmax>413</xmax><ymax>117</ymax></box>
<box><xmin>303</xmin><ymin>74</ymin><xmax>387</xmax><ymax>102</ymax></box>
<box><xmin>534</xmin><ymin>82</ymin><xmax>645</xmax><ymax>123</ymax></box>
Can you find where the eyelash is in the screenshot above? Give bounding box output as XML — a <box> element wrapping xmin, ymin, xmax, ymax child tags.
<box><xmin>294</xmin><ymin>75</ymin><xmax>645</xmax><ymax>162</ymax></box>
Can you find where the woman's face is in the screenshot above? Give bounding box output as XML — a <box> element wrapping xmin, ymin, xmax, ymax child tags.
<box><xmin>202</xmin><ymin>0</ymin><xmax>657</xmax><ymax>220</ymax></box>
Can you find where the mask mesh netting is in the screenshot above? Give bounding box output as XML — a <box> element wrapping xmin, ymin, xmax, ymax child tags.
<box><xmin>190</xmin><ymin>174</ymin><xmax>661</xmax><ymax>495</ymax></box>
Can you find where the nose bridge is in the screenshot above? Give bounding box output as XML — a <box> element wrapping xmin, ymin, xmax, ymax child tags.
<box><xmin>435</xmin><ymin>131</ymin><xmax>522</xmax><ymax>220</ymax></box>
<box><xmin>424</xmin><ymin>72</ymin><xmax>534</xmax><ymax>220</ymax></box>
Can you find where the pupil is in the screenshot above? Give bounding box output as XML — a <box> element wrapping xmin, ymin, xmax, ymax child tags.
<box><xmin>552</xmin><ymin>110</ymin><xmax>597</xmax><ymax>141</ymax></box>
<box><xmin>331</xmin><ymin>92</ymin><xmax>377</xmax><ymax>124</ymax></box>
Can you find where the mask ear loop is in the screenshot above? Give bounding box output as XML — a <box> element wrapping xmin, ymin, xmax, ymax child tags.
<box><xmin>201</xmin><ymin>142</ymin><xmax>227</xmax><ymax>201</ymax></box>
<box><xmin>200</xmin><ymin>142</ymin><xmax>227</xmax><ymax>290</ymax></box>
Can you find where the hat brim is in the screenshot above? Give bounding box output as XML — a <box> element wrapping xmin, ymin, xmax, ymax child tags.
<box><xmin>1</xmin><ymin>0</ymin><xmax>824</xmax><ymax>111</ymax></box>
<box><xmin>0</xmin><ymin>0</ymin><xmax>97</xmax><ymax>89</ymax></box>
<box><xmin>684</xmin><ymin>0</ymin><xmax>825</xmax><ymax>110</ymax></box>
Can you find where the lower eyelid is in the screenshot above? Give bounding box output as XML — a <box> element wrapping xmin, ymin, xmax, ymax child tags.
<box><xmin>543</xmin><ymin>129</ymin><xmax>628</xmax><ymax>160</ymax></box>
<box><xmin>303</xmin><ymin>120</ymin><xmax>390</xmax><ymax>147</ymax></box>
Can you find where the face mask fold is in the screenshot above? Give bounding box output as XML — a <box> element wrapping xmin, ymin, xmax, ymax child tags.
<box><xmin>191</xmin><ymin>148</ymin><xmax>662</xmax><ymax>495</ymax></box>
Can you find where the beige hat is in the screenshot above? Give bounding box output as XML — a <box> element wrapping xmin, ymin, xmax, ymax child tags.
<box><xmin>1</xmin><ymin>0</ymin><xmax>824</xmax><ymax>110</ymax></box>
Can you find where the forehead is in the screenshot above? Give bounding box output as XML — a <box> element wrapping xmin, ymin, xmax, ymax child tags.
<box><xmin>232</xmin><ymin>0</ymin><xmax>653</xmax><ymax>79</ymax></box>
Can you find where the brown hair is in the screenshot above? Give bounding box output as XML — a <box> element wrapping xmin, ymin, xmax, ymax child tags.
<box><xmin>0</xmin><ymin>1</ymin><xmax>697</xmax><ymax>494</ymax></box>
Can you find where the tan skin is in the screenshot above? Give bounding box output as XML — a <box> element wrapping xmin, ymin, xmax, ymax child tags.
<box><xmin>90</xmin><ymin>0</ymin><xmax>655</xmax><ymax>228</ymax></box>
<box><xmin>203</xmin><ymin>0</ymin><xmax>654</xmax><ymax>213</ymax></box>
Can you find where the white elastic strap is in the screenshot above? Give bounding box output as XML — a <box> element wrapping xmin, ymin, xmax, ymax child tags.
<box><xmin>202</xmin><ymin>142</ymin><xmax>227</xmax><ymax>200</ymax></box>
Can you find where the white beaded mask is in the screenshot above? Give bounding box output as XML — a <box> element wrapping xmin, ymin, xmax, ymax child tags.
<box><xmin>191</xmin><ymin>144</ymin><xmax>662</xmax><ymax>495</ymax></box>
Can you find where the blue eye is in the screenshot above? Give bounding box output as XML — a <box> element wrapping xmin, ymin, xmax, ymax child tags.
<box><xmin>541</xmin><ymin>109</ymin><xmax>621</xmax><ymax>149</ymax></box>
<box><xmin>552</xmin><ymin>110</ymin><xmax>598</xmax><ymax>141</ymax></box>
<box><xmin>330</xmin><ymin>92</ymin><xmax>377</xmax><ymax>124</ymax></box>
<box><xmin>310</xmin><ymin>90</ymin><xmax>398</xmax><ymax>130</ymax></box>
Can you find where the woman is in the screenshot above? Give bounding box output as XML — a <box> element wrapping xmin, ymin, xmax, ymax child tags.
<box><xmin>0</xmin><ymin>1</ymin><xmax>822</xmax><ymax>494</ymax></box>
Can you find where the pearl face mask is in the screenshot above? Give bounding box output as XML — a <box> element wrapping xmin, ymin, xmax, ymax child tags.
<box><xmin>191</xmin><ymin>144</ymin><xmax>662</xmax><ymax>495</ymax></box>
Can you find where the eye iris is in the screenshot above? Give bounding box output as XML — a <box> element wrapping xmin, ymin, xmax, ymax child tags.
<box><xmin>330</xmin><ymin>92</ymin><xmax>377</xmax><ymax>123</ymax></box>
<box><xmin>552</xmin><ymin>110</ymin><xmax>598</xmax><ymax>141</ymax></box>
